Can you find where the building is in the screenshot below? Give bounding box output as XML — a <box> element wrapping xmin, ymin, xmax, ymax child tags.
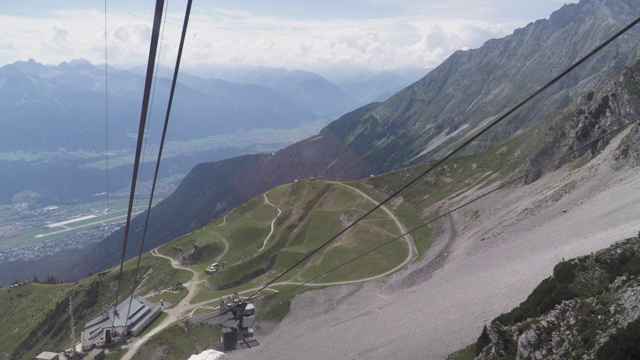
<box><xmin>35</xmin><ymin>352</ymin><xmax>59</xmax><ymax>360</ymax></box>
<box><xmin>80</xmin><ymin>296</ymin><xmax>161</xmax><ymax>351</ymax></box>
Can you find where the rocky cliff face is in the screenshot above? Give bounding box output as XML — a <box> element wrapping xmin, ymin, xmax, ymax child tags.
<box><xmin>476</xmin><ymin>236</ymin><xmax>640</xmax><ymax>359</ymax></box>
<box><xmin>523</xmin><ymin>59</ymin><xmax>640</xmax><ymax>183</ymax></box>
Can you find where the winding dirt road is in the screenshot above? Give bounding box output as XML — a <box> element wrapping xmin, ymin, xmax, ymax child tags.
<box><xmin>339</xmin><ymin>183</ymin><xmax>417</xmax><ymax>263</ymax></box>
<box><xmin>259</xmin><ymin>193</ymin><xmax>281</xmax><ymax>251</ymax></box>
<box><xmin>119</xmin><ymin>184</ymin><xmax>415</xmax><ymax>359</ymax></box>
<box><xmin>120</xmin><ymin>249</ymin><xmax>199</xmax><ymax>360</ymax></box>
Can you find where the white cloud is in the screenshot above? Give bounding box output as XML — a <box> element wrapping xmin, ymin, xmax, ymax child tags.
<box><xmin>51</xmin><ymin>24</ymin><xmax>69</xmax><ymax>42</ymax></box>
<box><xmin>0</xmin><ymin>0</ymin><xmax>576</xmax><ymax>70</ymax></box>
<box><xmin>113</xmin><ymin>24</ymin><xmax>150</xmax><ymax>43</ymax></box>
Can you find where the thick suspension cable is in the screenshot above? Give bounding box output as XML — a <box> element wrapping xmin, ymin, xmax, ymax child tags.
<box><xmin>244</xmin><ymin>14</ymin><xmax>640</xmax><ymax>303</ymax></box>
<box><xmin>104</xmin><ymin>0</ymin><xmax>110</xmax><ymax>228</ymax></box>
<box><xmin>124</xmin><ymin>0</ymin><xmax>193</xmax><ymax>327</ymax></box>
<box><xmin>272</xmin><ymin>118</ymin><xmax>640</xmax><ymax>299</ymax></box>
<box><xmin>136</xmin><ymin>0</ymin><xmax>171</xmax><ymax>207</ymax></box>
<box><xmin>112</xmin><ymin>0</ymin><xmax>165</xmax><ymax>314</ymax></box>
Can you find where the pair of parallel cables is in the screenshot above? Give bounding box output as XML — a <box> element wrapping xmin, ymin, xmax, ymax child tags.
<box><xmin>108</xmin><ymin>0</ymin><xmax>193</xmax><ymax>328</ymax></box>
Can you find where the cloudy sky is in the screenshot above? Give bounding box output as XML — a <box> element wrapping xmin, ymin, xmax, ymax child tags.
<box><xmin>0</xmin><ymin>0</ymin><xmax>577</xmax><ymax>71</ymax></box>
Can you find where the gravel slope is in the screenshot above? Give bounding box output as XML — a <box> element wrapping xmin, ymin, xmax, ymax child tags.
<box><xmin>231</xmin><ymin>132</ymin><xmax>640</xmax><ymax>360</ymax></box>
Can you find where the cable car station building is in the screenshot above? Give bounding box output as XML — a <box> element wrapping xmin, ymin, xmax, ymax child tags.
<box><xmin>81</xmin><ymin>296</ymin><xmax>161</xmax><ymax>351</ymax></box>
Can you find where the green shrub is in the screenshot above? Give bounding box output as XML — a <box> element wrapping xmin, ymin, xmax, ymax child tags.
<box><xmin>590</xmin><ymin>95</ymin><xmax>610</xmax><ymax>120</ymax></box>
<box><xmin>475</xmin><ymin>325</ymin><xmax>491</xmax><ymax>356</ymax></box>
<box><xmin>554</xmin><ymin>260</ymin><xmax>577</xmax><ymax>284</ymax></box>
<box><xmin>494</xmin><ymin>261</ymin><xmax>579</xmax><ymax>326</ymax></box>
<box><xmin>595</xmin><ymin>317</ymin><xmax>640</xmax><ymax>359</ymax></box>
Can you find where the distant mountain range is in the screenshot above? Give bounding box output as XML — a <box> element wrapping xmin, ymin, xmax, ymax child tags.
<box><xmin>0</xmin><ymin>59</ymin><xmax>424</xmax><ymax>205</ymax></box>
<box><xmin>196</xmin><ymin>67</ymin><xmax>358</xmax><ymax>117</ymax></box>
<box><xmin>0</xmin><ymin>59</ymin><xmax>317</xmax><ymax>153</ymax></box>
<box><xmin>322</xmin><ymin>67</ymin><xmax>430</xmax><ymax>104</ymax></box>
<box><xmin>129</xmin><ymin>63</ymin><xmax>428</xmax><ymax>116</ymax></box>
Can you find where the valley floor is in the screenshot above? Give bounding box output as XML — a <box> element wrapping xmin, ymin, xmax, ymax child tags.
<box><xmin>230</xmin><ymin>132</ymin><xmax>640</xmax><ymax>359</ymax></box>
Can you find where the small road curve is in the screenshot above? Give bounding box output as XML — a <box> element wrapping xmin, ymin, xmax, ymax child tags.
<box><xmin>150</xmin><ymin>248</ymin><xmax>197</xmax><ymax>278</ymax></box>
<box><xmin>211</xmin><ymin>211</ymin><xmax>232</xmax><ymax>228</ymax></box>
<box><xmin>121</xmin><ymin>240</ymin><xmax>240</xmax><ymax>359</ymax></box>
<box><xmin>212</xmin><ymin>235</ymin><xmax>230</xmax><ymax>264</ymax></box>
<box><xmin>121</xmin><ymin>248</ymin><xmax>198</xmax><ymax>360</ymax></box>
<box><xmin>338</xmin><ymin>183</ymin><xmax>417</xmax><ymax>263</ymax></box>
<box><xmin>259</xmin><ymin>193</ymin><xmax>281</xmax><ymax>252</ymax></box>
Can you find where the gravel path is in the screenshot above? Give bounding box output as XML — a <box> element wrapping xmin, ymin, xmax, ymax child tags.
<box><xmin>259</xmin><ymin>193</ymin><xmax>282</xmax><ymax>251</ymax></box>
<box><xmin>231</xmin><ymin>133</ymin><xmax>640</xmax><ymax>360</ymax></box>
<box><xmin>120</xmin><ymin>249</ymin><xmax>200</xmax><ymax>360</ymax></box>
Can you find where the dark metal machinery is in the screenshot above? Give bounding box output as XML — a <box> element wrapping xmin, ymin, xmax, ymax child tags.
<box><xmin>220</xmin><ymin>293</ymin><xmax>259</xmax><ymax>351</ymax></box>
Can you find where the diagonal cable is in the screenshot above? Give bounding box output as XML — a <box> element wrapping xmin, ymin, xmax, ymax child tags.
<box><xmin>244</xmin><ymin>14</ymin><xmax>640</xmax><ymax>302</ymax></box>
<box><xmin>271</xmin><ymin>118</ymin><xmax>640</xmax><ymax>299</ymax></box>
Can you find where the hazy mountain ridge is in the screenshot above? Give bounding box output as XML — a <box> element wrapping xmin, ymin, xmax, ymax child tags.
<box><xmin>183</xmin><ymin>65</ymin><xmax>359</xmax><ymax>117</ymax></box>
<box><xmin>322</xmin><ymin>0</ymin><xmax>640</xmax><ymax>174</ymax></box>
<box><xmin>0</xmin><ymin>59</ymin><xmax>319</xmax><ymax>152</ymax></box>
<box><xmin>136</xmin><ymin>64</ymin><xmax>428</xmax><ymax>113</ymax></box>
<box><xmin>327</xmin><ymin>68</ymin><xmax>429</xmax><ymax>105</ymax></box>
<box><xmin>0</xmin><ymin>59</ymin><xmax>137</xmax><ymax>151</ymax></box>
<box><xmin>0</xmin><ymin>58</ymin><xmax>331</xmax><ymax>205</ymax></box>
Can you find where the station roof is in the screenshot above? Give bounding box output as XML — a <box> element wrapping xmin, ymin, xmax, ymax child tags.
<box><xmin>84</xmin><ymin>296</ymin><xmax>155</xmax><ymax>339</ymax></box>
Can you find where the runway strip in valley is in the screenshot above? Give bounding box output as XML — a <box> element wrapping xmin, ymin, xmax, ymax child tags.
<box><xmin>35</xmin><ymin>208</ymin><xmax>146</xmax><ymax>238</ymax></box>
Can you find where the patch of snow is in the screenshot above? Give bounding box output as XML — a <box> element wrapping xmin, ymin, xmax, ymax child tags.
<box><xmin>412</xmin><ymin>123</ymin><xmax>469</xmax><ymax>160</ymax></box>
<box><xmin>188</xmin><ymin>349</ymin><xmax>228</xmax><ymax>360</ymax></box>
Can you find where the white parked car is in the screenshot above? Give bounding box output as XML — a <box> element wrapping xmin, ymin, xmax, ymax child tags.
<box><xmin>205</xmin><ymin>263</ymin><xmax>220</xmax><ymax>275</ymax></box>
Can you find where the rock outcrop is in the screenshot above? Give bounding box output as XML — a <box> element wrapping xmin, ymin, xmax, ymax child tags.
<box><xmin>476</xmin><ymin>235</ymin><xmax>640</xmax><ymax>359</ymax></box>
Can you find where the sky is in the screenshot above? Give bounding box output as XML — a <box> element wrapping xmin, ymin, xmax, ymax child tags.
<box><xmin>0</xmin><ymin>0</ymin><xmax>578</xmax><ymax>72</ymax></box>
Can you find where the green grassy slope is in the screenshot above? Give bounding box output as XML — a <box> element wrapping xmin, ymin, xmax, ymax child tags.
<box><xmin>133</xmin><ymin>322</ymin><xmax>222</xmax><ymax>360</ymax></box>
<box><xmin>0</xmin><ymin>250</ymin><xmax>191</xmax><ymax>359</ymax></box>
<box><xmin>164</xmin><ymin>179</ymin><xmax>412</xmax><ymax>304</ymax></box>
<box><xmin>0</xmin><ymin>176</ymin><xmax>417</xmax><ymax>358</ymax></box>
